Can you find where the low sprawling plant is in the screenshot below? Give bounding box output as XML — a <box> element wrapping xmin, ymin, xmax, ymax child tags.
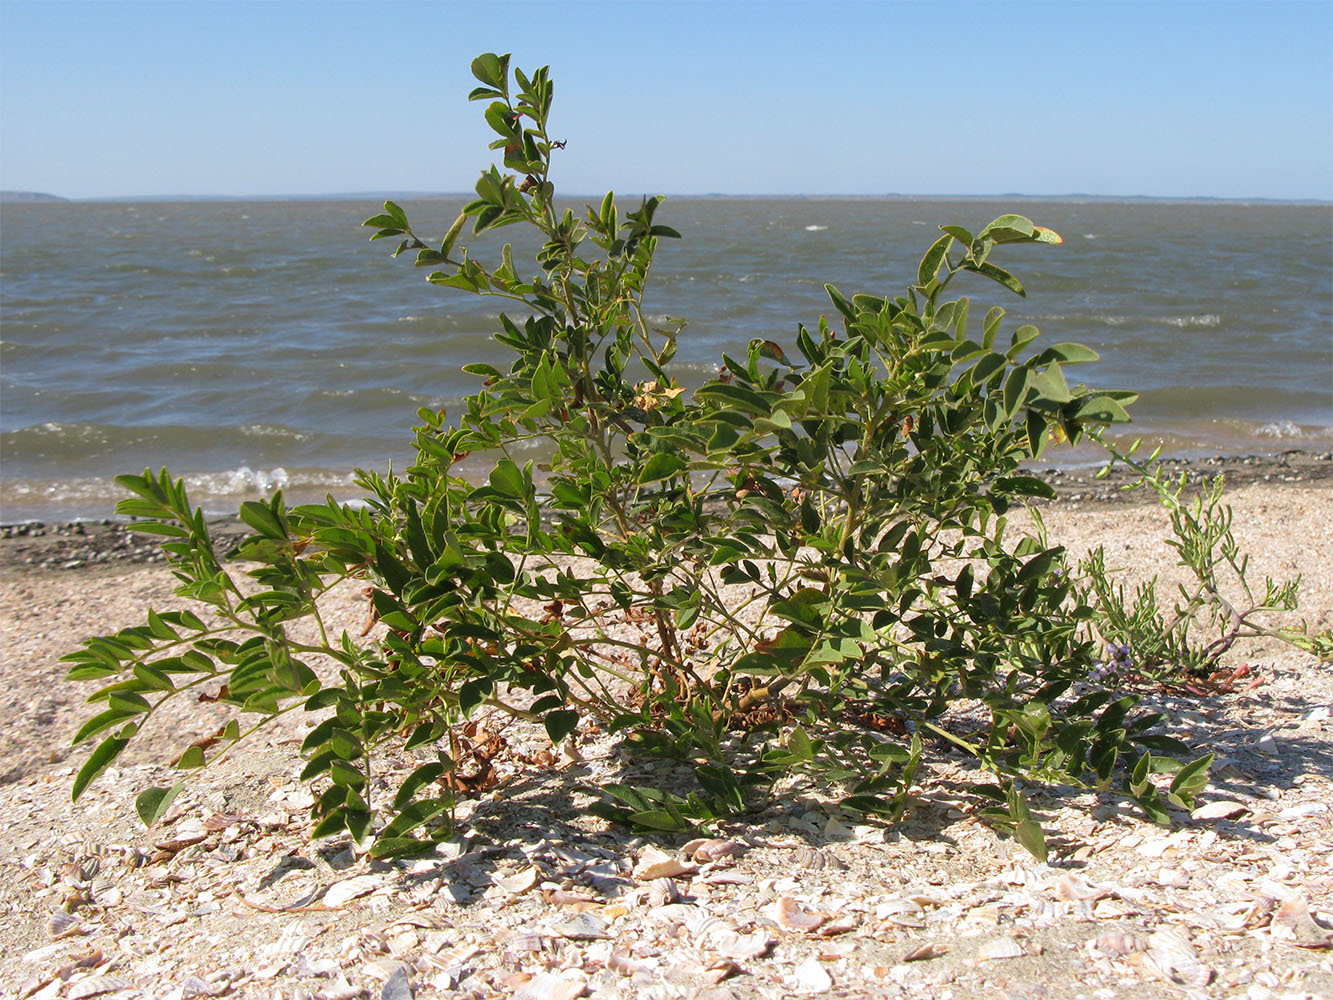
<box><xmin>64</xmin><ymin>53</ymin><xmax>1319</xmax><ymax>860</ymax></box>
<box><xmin>1077</xmin><ymin>438</ymin><xmax>1332</xmax><ymax>686</ymax></box>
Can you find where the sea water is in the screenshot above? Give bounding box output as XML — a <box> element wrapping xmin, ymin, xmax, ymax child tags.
<box><xmin>2</xmin><ymin>197</ymin><xmax>1330</xmax><ymax>522</ymax></box>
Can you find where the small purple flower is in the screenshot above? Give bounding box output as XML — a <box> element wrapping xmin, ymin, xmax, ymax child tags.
<box><xmin>1105</xmin><ymin>642</ymin><xmax>1134</xmax><ymax>669</ymax></box>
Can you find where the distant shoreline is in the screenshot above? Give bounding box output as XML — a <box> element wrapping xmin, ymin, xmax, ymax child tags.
<box><xmin>7</xmin><ymin>192</ymin><xmax>1330</xmax><ymax>207</ymax></box>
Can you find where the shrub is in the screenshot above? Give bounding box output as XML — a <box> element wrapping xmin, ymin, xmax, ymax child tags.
<box><xmin>69</xmin><ymin>52</ymin><xmax>1288</xmax><ymax>860</ymax></box>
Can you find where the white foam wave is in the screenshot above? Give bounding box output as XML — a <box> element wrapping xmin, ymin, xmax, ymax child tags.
<box><xmin>803</xmin><ymin>225</ymin><xmax>827</xmax><ymax>232</ymax></box>
<box><xmin>1095</xmin><ymin>313</ymin><xmax>1222</xmax><ymax>329</ymax></box>
<box><xmin>241</xmin><ymin>424</ymin><xmax>310</xmax><ymax>441</ymax></box>
<box><xmin>1256</xmin><ymin>420</ymin><xmax>1304</xmax><ymax>439</ymax></box>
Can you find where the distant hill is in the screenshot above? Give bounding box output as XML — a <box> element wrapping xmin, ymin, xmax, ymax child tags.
<box><xmin>0</xmin><ymin>191</ymin><xmax>67</xmax><ymax>203</ymax></box>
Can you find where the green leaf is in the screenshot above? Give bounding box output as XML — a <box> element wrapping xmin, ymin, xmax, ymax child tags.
<box><xmin>1168</xmin><ymin>753</ymin><xmax>1213</xmax><ymax>805</ymax></box>
<box><xmin>488</xmin><ymin>458</ymin><xmax>527</xmax><ymax>499</ymax></box>
<box><xmin>917</xmin><ymin>233</ymin><xmax>952</xmax><ymax>287</ymax></box>
<box><xmin>1030</xmin><ymin>362</ymin><xmax>1073</xmax><ymax>403</ymax></box>
<box><xmin>1015</xmin><ymin>818</ymin><xmax>1048</xmax><ymax>862</ymax></box>
<box><xmin>639</xmin><ymin>453</ymin><xmax>686</xmax><ymax>484</ymax></box>
<box><xmin>175</xmin><ymin>745</ymin><xmax>205</xmax><ymax>770</ymax></box>
<box><xmin>979</xmin><ymin>214</ymin><xmax>1035</xmax><ymax>243</ymax></box>
<box><xmin>440</xmin><ymin>211</ymin><xmax>468</xmax><ymax>259</ymax></box>
<box><xmin>543</xmin><ymin>710</ymin><xmax>580</xmax><ymax>744</ymax></box>
<box><xmin>1035</xmin><ymin>342</ymin><xmax>1100</xmax><ymax>365</ymax></box>
<box><xmin>135</xmin><ymin>783</ymin><xmax>183</xmax><ymax>826</ymax></box>
<box><xmin>628</xmin><ymin>809</ymin><xmax>693</xmax><ymax>832</ymax></box>
<box><xmin>470</xmin><ymin>53</ymin><xmax>509</xmax><ymax>93</ymax></box>
<box><xmin>786</xmin><ymin>725</ymin><xmax>815</xmax><ymax>763</ymax></box>
<box><xmin>1070</xmin><ymin>395</ymin><xmax>1131</xmax><ymax>423</ymax></box>
<box><xmin>72</xmin><ymin>735</ymin><xmax>128</xmax><ymax>801</ymax></box>
<box><xmin>973</xmin><ymin>261</ymin><xmax>1025</xmax><ymax>297</ymax></box>
<box><xmin>994</xmin><ymin>475</ymin><xmax>1057</xmax><ymax>500</ymax></box>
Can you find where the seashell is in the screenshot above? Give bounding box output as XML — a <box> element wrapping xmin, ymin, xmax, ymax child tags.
<box><xmin>361</xmin><ymin>958</ymin><xmax>409</xmax><ymax>982</ymax></box>
<box><xmin>261</xmin><ymin>919</ymin><xmax>313</xmax><ymax>957</ymax></box>
<box><xmin>386</xmin><ymin>929</ymin><xmax>418</xmax><ymax>956</ymax></box>
<box><xmin>633</xmin><ymin>846</ymin><xmax>696</xmax><ymax>880</ymax></box>
<box><xmin>699</xmin><ymin>871</ymin><xmax>752</xmax><ymax>886</ymax></box>
<box><xmin>551</xmin><ymin>911</ymin><xmax>611</xmax><ymax>940</ymax></box>
<box><xmin>1147</xmin><ymin>928</ymin><xmax>1212</xmax><ymax>987</ymax></box>
<box><xmin>977</xmin><ymin>936</ymin><xmax>1025</xmax><ymax>960</ymax></box>
<box><xmin>714</xmin><ymin>928</ymin><xmax>775</xmax><ymax>961</ymax></box>
<box><xmin>647</xmin><ymin>902</ymin><xmax>698</xmax><ymax>925</ymax></box>
<box><xmin>1272</xmin><ymin>895</ymin><xmax>1333</xmax><ymax>947</ymax></box>
<box><xmin>688</xmin><ymin>838</ymin><xmax>742</xmax><ymax>864</ymax></box>
<box><xmin>771</xmin><ymin>896</ymin><xmax>829</xmax><ymax>933</ymax></box>
<box><xmin>646</xmin><ymin>877</ymin><xmax>682</xmax><ymax>906</ymax></box>
<box><xmin>684</xmin><ymin>909</ymin><xmax>734</xmax><ymax>944</ymax></box>
<box><xmin>322</xmin><ymin>874</ymin><xmax>384</xmax><ymax>908</ymax></box>
<box><xmin>1190</xmin><ymin>800</ymin><xmax>1250</xmax><ymax>820</ymax></box>
<box><xmin>512</xmin><ymin>970</ymin><xmax>589</xmax><ymax>1000</ymax></box>
<box><xmin>608</xmin><ymin>949</ymin><xmax>658</xmax><ymax>976</ymax></box>
<box><xmin>823</xmin><ymin>816</ymin><xmax>855</xmax><ymax>841</ymax></box>
<box><xmin>704</xmin><ymin>958</ymin><xmax>742</xmax><ymax>985</ymax></box>
<box><xmin>492</xmin><ymin>865</ymin><xmax>539</xmax><ymax>894</ymax></box>
<box><xmin>795</xmin><ymin>847</ymin><xmax>847</xmax><ymax>871</ymax></box>
<box><xmin>903</xmin><ymin>942</ymin><xmax>947</xmax><ymax>961</ymax></box>
<box><xmin>1094</xmin><ymin>931</ymin><xmax>1146</xmax><ymax>956</ymax></box>
<box><xmin>508</xmin><ymin>931</ymin><xmax>557</xmax><ymax>954</ymax></box>
<box><xmin>67</xmin><ymin>977</ymin><xmax>133</xmax><ymax>1000</ymax></box>
<box><xmin>1057</xmin><ymin>873</ymin><xmax>1109</xmax><ymax>901</ymax></box>
<box><xmin>153</xmin><ymin>832</ymin><xmax>208</xmax><ymax>853</ymax></box>
<box><xmin>794</xmin><ymin>956</ymin><xmax>833</xmax><ymax>993</ymax></box>
<box><xmin>46</xmin><ymin>909</ymin><xmax>82</xmax><ymax>939</ymax></box>
<box><xmin>1155</xmin><ymin>868</ymin><xmax>1190</xmax><ymax>889</ymax></box>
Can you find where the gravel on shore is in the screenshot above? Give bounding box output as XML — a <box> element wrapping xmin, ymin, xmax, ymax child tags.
<box><xmin>3</xmin><ymin>449</ymin><xmax>1330</xmax><ymax>573</ymax></box>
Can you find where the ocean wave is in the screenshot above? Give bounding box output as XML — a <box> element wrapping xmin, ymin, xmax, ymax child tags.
<box><xmin>803</xmin><ymin>225</ymin><xmax>828</xmax><ymax>232</ymax></box>
<box><xmin>1256</xmin><ymin>420</ymin><xmax>1306</xmax><ymax>439</ymax></box>
<box><xmin>240</xmin><ymin>424</ymin><xmax>311</xmax><ymax>441</ymax></box>
<box><xmin>1041</xmin><ymin>312</ymin><xmax>1223</xmax><ymax>329</ymax></box>
<box><xmin>0</xmin><ymin>465</ymin><xmax>367</xmax><ymax>523</ymax></box>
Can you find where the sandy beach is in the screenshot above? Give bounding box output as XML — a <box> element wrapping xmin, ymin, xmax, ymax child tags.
<box><xmin>2</xmin><ymin>454</ymin><xmax>1331</xmax><ymax>999</ymax></box>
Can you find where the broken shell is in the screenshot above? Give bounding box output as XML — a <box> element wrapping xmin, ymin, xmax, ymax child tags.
<box><xmin>608</xmin><ymin>949</ymin><xmax>657</xmax><ymax>976</ymax></box>
<box><xmin>508</xmin><ymin>931</ymin><xmax>558</xmax><ymax>954</ymax></box>
<box><xmin>684</xmin><ymin>909</ymin><xmax>735</xmax><ymax>944</ymax></box>
<box><xmin>1273</xmin><ymin>895</ymin><xmax>1333</xmax><ymax>947</ymax></box>
<box><xmin>513</xmin><ymin>971</ymin><xmax>589</xmax><ymax>1000</ymax></box>
<box><xmin>704</xmin><ymin>957</ymin><xmax>743</xmax><ymax>985</ymax></box>
<box><xmin>632</xmin><ymin>846</ymin><xmax>696</xmax><ymax>880</ymax></box>
<box><xmin>46</xmin><ymin>909</ymin><xmax>82</xmax><ymax>939</ymax></box>
<box><xmin>771</xmin><ymin>896</ymin><xmax>830</xmax><ymax>933</ymax></box>
<box><xmin>551</xmin><ymin>911</ymin><xmax>611</xmax><ymax>941</ymax></box>
<box><xmin>795</xmin><ymin>846</ymin><xmax>847</xmax><ymax>871</ymax></box>
<box><xmin>1191</xmin><ymin>800</ymin><xmax>1250</xmax><ymax>820</ymax></box>
<box><xmin>1094</xmin><ymin>931</ymin><xmax>1146</xmax><ymax>956</ymax></box>
<box><xmin>493</xmin><ymin>865</ymin><xmax>540</xmax><ymax>894</ymax></box>
<box><xmin>1147</xmin><ymin>928</ymin><xmax>1212</xmax><ymax>988</ymax></box>
<box><xmin>323</xmin><ymin>874</ymin><xmax>384</xmax><ymax>908</ymax></box>
<box><xmin>903</xmin><ymin>942</ymin><xmax>947</xmax><ymax>962</ymax></box>
<box><xmin>714</xmin><ymin>928</ymin><xmax>776</xmax><ymax>961</ymax></box>
<box><xmin>687</xmin><ymin>838</ymin><xmax>742</xmax><ymax>864</ymax></box>
<box><xmin>794</xmin><ymin>956</ymin><xmax>833</xmax><ymax>993</ymax></box>
<box><xmin>1057</xmin><ymin>872</ymin><xmax>1109</xmax><ymax>901</ymax></box>
<box><xmin>67</xmin><ymin>977</ymin><xmax>133</xmax><ymax>1000</ymax></box>
<box><xmin>646</xmin><ymin>877</ymin><xmax>682</xmax><ymax>907</ymax></box>
<box><xmin>977</xmin><ymin>936</ymin><xmax>1025</xmax><ymax>960</ymax></box>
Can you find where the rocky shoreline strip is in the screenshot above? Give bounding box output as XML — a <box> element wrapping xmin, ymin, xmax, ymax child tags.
<box><xmin>2</xmin><ymin>449</ymin><xmax>1330</xmax><ymax>573</ymax></box>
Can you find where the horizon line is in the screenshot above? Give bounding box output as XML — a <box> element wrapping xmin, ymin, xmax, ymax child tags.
<box><xmin>4</xmin><ymin>189</ymin><xmax>1331</xmax><ymax>206</ymax></box>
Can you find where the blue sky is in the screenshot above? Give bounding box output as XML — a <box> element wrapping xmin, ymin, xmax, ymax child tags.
<box><xmin>1</xmin><ymin>0</ymin><xmax>1329</xmax><ymax>200</ymax></box>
